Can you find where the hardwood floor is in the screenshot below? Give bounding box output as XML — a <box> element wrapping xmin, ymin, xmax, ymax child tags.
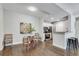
<box><xmin>0</xmin><ymin>40</ymin><xmax>78</xmax><ymax>56</ymax></box>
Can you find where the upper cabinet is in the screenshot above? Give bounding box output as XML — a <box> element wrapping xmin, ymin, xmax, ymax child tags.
<box><xmin>53</xmin><ymin>16</ymin><xmax>68</xmax><ymax>33</ymax></box>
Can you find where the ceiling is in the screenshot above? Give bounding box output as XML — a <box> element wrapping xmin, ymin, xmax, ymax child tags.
<box><xmin>56</xmin><ymin>3</ymin><xmax>79</xmax><ymax>17</ymax></box>
<box><xmin>2</xmin><ymin>3</ymin><xmax>69</xmax><ymax>22</ymax></box>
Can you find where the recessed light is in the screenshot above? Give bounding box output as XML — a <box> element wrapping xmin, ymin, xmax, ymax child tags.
<box><xmin>27</xmin><ymin>6</ymin><xmax>38</xmax><ymax>12</ymax></box>
<box><xmin>50</xmin><ymin>17</ymin><xmax>54</xmax><ymax>19</ymax></box>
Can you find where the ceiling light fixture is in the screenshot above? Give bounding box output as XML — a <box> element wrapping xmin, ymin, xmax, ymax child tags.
<box><xmin>50</xmin><ymin>17</ymin><xmax>54</xmax><ymax>19</ymax></box>
<box><xmin>27</xmin><ymin>6</ymin><xmax>38</xmax><ymax>12</ymax></box>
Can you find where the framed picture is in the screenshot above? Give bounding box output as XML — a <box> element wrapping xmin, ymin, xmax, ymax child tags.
<box><xmin>20</xmin><ymin>22</ymin><xmax>31</xmax><ymax>34</ymax></box>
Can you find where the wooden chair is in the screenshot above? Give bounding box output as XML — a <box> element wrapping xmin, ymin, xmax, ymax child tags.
<box><xmin>4</xmin><ymin>34</ymin><xmax>13</xmax><ymax>48</ymax></box>
<box><xmin>30</xmin><ymin>36</ymin><xmax>36</xmax><ymax>48</ymax></box>
<box><xmin>23</xmin><ymin>36</ymin><xmax>31</xmax><ymax>50</ymax></box>
<box><xmin>23</xmin><ymin>36</ymin><xmax>37</xmax><ymax>50</ymax></box>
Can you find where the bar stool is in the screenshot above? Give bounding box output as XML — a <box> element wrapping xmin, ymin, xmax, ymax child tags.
<box><xmin>66</xmin><ymin>37</ymin><xmax>78</xmax><ymax>51</ymax></box>
<box><xmin>66</xmin><ymin>37</ymin><xmax>79</xmax><ymax>56</ymax></box>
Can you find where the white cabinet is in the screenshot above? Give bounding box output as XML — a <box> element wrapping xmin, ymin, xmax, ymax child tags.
<box><xmin>54</xmin><ymin>20</ymin><xmax>68</xmax><ymax>33</ymax></box>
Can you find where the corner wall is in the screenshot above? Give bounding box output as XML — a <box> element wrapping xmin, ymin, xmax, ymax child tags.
<box><xmin>0</xmin><ymin>4</ymin><xmax>4</xmax><ymax>51</ymax></box>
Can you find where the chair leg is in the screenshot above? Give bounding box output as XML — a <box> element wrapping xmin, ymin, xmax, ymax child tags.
<box><xmin>75</xmin><ymin>39</ymin><xmax>78</xmax><ymax>50</ymax></box>
<box><xmin>66</xmin><ymin>39</ymin><xmax>72</xmax><ymax>56</ymax></box>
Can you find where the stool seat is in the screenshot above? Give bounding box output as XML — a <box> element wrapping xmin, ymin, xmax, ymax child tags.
<box><xmin>66</xmin><ymin>37</ymin><xmax>78</xmax><ymax>51</ymax></box>
<box><xmin>68</xmin><ymin>37</ymin><xmax>75</xmax><ymax>40</ymax></box>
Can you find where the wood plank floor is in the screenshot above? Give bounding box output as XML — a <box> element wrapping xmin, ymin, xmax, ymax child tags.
<box><xmin>0</xmin><ymin>40</ymin><xmax>79</xmax><ymax>56</ymax></box>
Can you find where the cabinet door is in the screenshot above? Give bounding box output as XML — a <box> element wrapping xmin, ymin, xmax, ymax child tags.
<box><xmin>54</xmin><ymin>20</ymin><xmax>68</xmax><ymax>32</ymax></box>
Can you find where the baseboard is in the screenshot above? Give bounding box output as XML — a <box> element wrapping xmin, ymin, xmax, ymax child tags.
<box><xmin>52</xmin><ymin>45</ymin><xmax>65</xmax><ymax>55</ymax></box>
<box><xmin>4</xmin><ymin>42</ymin><xmax>22</xmax><ymax>47</ymax></box>
<box><xmin>53</xmin><ymin>44</ymin><xmax>66</xmax><ymax>49</ymax></box>
<box><xmin>53</xmin><ymin>45</ymin><xmax>65</xmax><ymax>51</ymax></box>
<box><xmin>0</xmin><ymin>46</ymin><xmax>3</xmax><ymax>51</ymax></box>
<box><xmin>13</xmin><ymin>42</ymin><xmax>22</xmax><ymax>45</ymax></box>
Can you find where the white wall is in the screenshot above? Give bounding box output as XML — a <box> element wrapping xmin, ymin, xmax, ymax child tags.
<box><xmin>53</xmin><ymin>33</ymin><xmax>65</xmax><ymax>49</ymax></box>
<box><xmin>4</xmin><ymin>10</ymin><xmax>43</xmax><ymax>45</ymax></box>
<box><xmin>0</xmin><ymin>4</ymin><xmax>4</xmax><ymax>51</ymax></box>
